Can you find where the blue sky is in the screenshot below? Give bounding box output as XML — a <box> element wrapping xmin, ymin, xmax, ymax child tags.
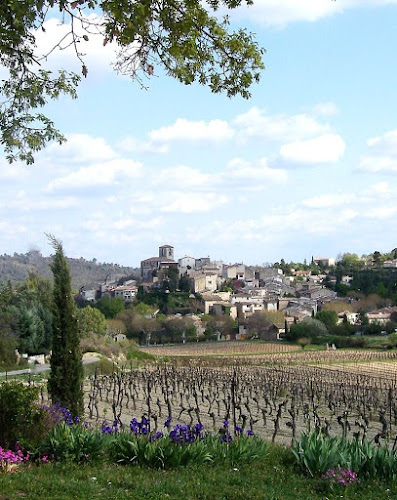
<box><xmin>1</xmin><ymin>1</ymin><xmax>397</xmax><ymax>267</ymax></box>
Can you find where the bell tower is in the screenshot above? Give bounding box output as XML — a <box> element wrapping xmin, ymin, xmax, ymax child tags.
<box><xmin>159</xmin><ymin>244</ymin><xmax>174</xmax><ymax>260</ymax></box>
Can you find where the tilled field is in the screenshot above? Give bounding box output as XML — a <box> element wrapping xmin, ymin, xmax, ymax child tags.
<box><xmin>140</xmin><ymin>341</ymin><xmax>298</xmax><ymax>357</ymax></box>
<box><xmin>84</xmin><ymin>361</ymin><xmax>397</xmax><ymax>445</ymax></box>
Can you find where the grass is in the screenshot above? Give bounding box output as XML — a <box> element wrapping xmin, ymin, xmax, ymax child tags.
<box><xmin>0</xmin><ymin>360</ymin><xmax>30</xmax><ymax>373</ymax></box>
<box><xmin>0</xmin><ymin>446</ymin><xmax>396</xmax><ymax>500</ymax></box>
<box><xmin>362</xmin><ymin>335</ymin><xmax>390</xmax><ymax>347</ymax></box>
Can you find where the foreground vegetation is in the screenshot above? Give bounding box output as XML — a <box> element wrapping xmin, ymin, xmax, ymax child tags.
<box><xmin>1</xmin><ymin>450</ymin><xmax>395</xmax><ymax>500</ymax></box>
<box><xmin>2</xmin><ymin>377</ymin><xmax>397</xmax><ymax>499</ymax></box>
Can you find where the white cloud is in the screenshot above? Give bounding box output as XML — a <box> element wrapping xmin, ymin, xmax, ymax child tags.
<box><xmin>226</xmin><ymin>158</ymin><xmax>288</xmax><ymax>185</ymax></box>
<box><xmin>367</xmin><ymin>129</ymin><xmax>397</xmax><ymax>155</ymax></box>
<box><xmin>46</xmin><ymin>158</ymin><xmax>142</xmax><ymax>191</ymax></box>
<box><xmin>227</xmin><ymin>0</ymin><xmax>397</xmax><ymax>27</ymax></box>
<box><xmin>302</xmin><ymin>193</ymin><xmax>353</xmax><ymax>209</ymax></box>
<box><xmin>312</xmin><ymin>102</ymin><xmax>339</xmax><ymax>117</ymax></box>
<box><xmin>359</xmin><ymin>155</ymin><xmax>397</xmax><ymax>173</ymax></box>
<box><xmin>359</xmin><ymin>129</ymin><xmax>397</xmax><ymax>173</ymax></box>
<box><xmin>45</xmin><ymin>134</ymin><xmax>118</xmax><ymax>164</ymax></box>
<box><xmin>233</xmin><ymin>107</ymin><xmax>330</xmax><ymax>142</ymax></box>
<box><xmin>0</xmin><ymin>158</ymin><xmax>30</xmax><ymax>180</ymax></box>
<box><xmin>153</xmin><ymin>165</ymin><xmax>213</xmax><ymax>189</ymax></box>
<box><xmin>149</xmin><ymin>118</ymin><xmax>234</xmax><ymax>143</ymax></box>
<box><xmin>370</xmin><ymin>182</ymin><xmax>392</xmax><ymax>194</ymax></box>
<box><xmin>118</xmin><ymin>137</ymin><xmax>169</xmax><ymax>154</ymax></box>
<box><xmin>280</xmin><ymin>134</ymin><xmax>345</xmax><ymax>164</ymax></box>
<box><xmin>160</xmin><ymin>192</ymin><xmax>228</xmax><ymax>213</ymax></box>
<box><xmin>7</xmin><ymin>196</ymin><xmax>80</xmax><ymax>212</ymax></box>
<box><xmin>364</xmin><ymin>206</ymin><xmax>397</xmax><ymax>219</ymax></box>
<box><xmin>241</xmin><ymin>0</ymin><xmax>342</xmax><ymax>26</ymax></box>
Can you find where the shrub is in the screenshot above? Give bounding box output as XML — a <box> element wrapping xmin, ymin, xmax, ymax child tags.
<box><xmin>293</xmin><ymin>430</ymin><xmax>397</xmax><ymax>481</ymax></box>
<box><xmin>0</xmin><ymin>446</ymin><xmax>30</xmax><ymax>472</ymax></box>
<box><xmin>207</xmin><ymin>433</ymin><xmax>269</xmax><ymax>467</ymax></box>
<box><xmin>84</xmin><ymin>357</ymin><xmax>116</xmax><ymax>376</ymax></box>
<box><xmin>127</xmin><ymin>347</ymin><xmax>156</xmax><ymax>362</ymax></box>
<box><xmin>286</xmin><ymin>318</ymin><xmax>328</xmax><ymax>341</ymax></box>
<box><xmin>0</xmin><ymin>382</ymin><xmax>47</xmax><ymax>450</ymax></box>
<box><xmin>41</xmin><ymin>422</ymin><xmax>107</xmax><ymax>463</ymax></box>
<box><xmin>107</xmin><ymin>417</ymin><xmax>268</xmax><ymax>469</ymax></box>
<box><xmin>292</xmin><ymin>431</ymin><xmax>344</xmax><ymax>477</ymax></box>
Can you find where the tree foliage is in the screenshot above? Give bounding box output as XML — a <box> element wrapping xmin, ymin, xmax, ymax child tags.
<box><xmin>315</xmin><ymin>310</ymin><xmax>338</xmax><ymax>330</ymax></box>
<box><xmin>47</xmin><ymin>236</ymin><xmax>84</xmax><ymax>416</ymax></box>
<box><xmin>244</xmin><ymin>310</ymin><xmax>284</xmax><ymax>338</ymax></box>
<box><xmin>94</xmin><ymin>295</ymin><xmax>125</xmax><ymax>318</ymax></box>
<box><xmin>1</xmin><ymin>0</ymin><xmax>264</xmax><ymax>163</ymax></box>
<box><xmin>0</xmin><ymin>275</ymin><xmax>53</xmax><ymax>357</ymax></box>
<box><xmin>77</xmin><ymin>305</ymin><xmax>107</xmax><ymax>337</ymax></box>
<box><xmin>286</xmin><ymin>318</ymin><xmax>328</xmax><ymax>342</ymax></box>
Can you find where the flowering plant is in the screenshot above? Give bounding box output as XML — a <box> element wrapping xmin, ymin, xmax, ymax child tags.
<box><xmin>0</xmin><ymin>447</ymin><xmax>29</xmax><ymax>473</ymax></box>
<box><xmin>323</xmin><ymin>468</ymin><xmax>359</xmax><ymax>487</ymax></box>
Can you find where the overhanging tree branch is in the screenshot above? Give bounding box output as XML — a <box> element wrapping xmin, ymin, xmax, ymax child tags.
<box><xmin>0</xmin><ymin>0</ymin><xmax>265</xmax><ymax>163</ymax></box>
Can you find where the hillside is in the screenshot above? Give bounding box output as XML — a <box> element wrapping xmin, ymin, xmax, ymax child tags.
<box><xmin>0</xmin><ymin>250</ymin><xmax>140</xmax><ymax>290</ymax></box>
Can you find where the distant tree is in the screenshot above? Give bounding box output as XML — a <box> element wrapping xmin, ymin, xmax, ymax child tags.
<box><xmin>358</xmin><ymin>293</ymin><xmax>389</xmax><ymax>312</ymax></box>
<box><xmin>286</xmin><ymin>318</ymin><xmax>328</xmax><ymax>341</ymax></box>
<box><xmin>17</xmin><ymin>271</ymin><xmax>53</xmax><ymax>310</ymax></box>
<box><xmin>376</xmin><ymin>282</ymin><xmax>388</xmax><ymax>298</ymax></box>
<box><xmin>0</xmin><ymin>280</ymin><xmax>14</xmax><ymax>308</ymax></box>
<box><xmin>364</xmin><ymin>321</ymin><xmax>383</xmax><ymax>335</ymax></box>
<box><xmin>297</xmin><ymin>337</ymin><xmax>311</xmax><ymax>350</ymax></box>
<box><xmin>133</xmin><ymin>302</ymin><xmax>156</xmax><ymax>317</ymax></box>
<box><xmin>47</xmin><ymin>237</ymin><xmax>83</xmax><ymax>417</ymax></box>
<box><xmin>77</xmin><ymin>306</ymin><xmax>107</xmax><ymax>337</ymax></box>
<box><xmin>337</xmin><ymin>253</ymin><xmax>364</xmax><ymax>273</ymax></box>
<box><xmin>134</xmin><ymin>316</ymin><xmax>161</xmax><ymax>345</ymax></box>
<box><xmin>372</xmin><ymin>251</ymin><xmax>382</xmax><ymax>266</ymax></box>
<box><xmin>384</xmin><ymin>320</ymin><xmax>397</xmax><ymax>335</ymax></box>
<box><xmin>17</xmin><ymin>306</ymin><xmax>46</xmax><ymax>354</ymax></box>
<box><xmin>245</xmin><ymin>310</ymin><xmax>284</xmax><ymax>338</ymax></box>
<box><xmin>201</xmin><ymin>314</ymin><xmax>235</xmax><ymax>340</ymax></box>
<box><xmin>323</xmin><ymin>301</ymin><xmax>353</xmax><ymax>314</ymax></box>
<box><xmin>202</xmin><ymin>314</ymin><xmax>218</xmax><ymax>340</ymax></box>
<box><xmin>159</xmin><ymin>266</ymin><xmax>179</xmax><ymax>292</ymax></box>
<box><xmin>163</xmin><ymin>317</ymin><xmax>196</xmax><ymax>343</ymax></box>
<box><xmin>178</xmin><ymin>273</ymin><xmax>191</xmax><ymax>292</ymax></box>
<box><xmin>388</xmin><ymin>332</ymin><xmax>397</xmax><ymax>348</ymax></box>
<box><xmin>0</xmin><ymin>311</ymin><xmax>18</xmax><ymax>366</ymax></box>
<box><xmin>94</xmin><ymin>295</ymin><xmax>125</xmax><ymax>318</ymax></box>
<box><xmin>107</xmin><ymin>319</ymin><xmax>127</xmax><ymax>337</ymax></box>
<box><xmin>315</xmin><ymin>310</ymin><xmax>338</xmax><ymax>330</ymax></box>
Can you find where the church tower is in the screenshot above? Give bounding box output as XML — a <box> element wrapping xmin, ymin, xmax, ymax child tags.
<box><xmin>159</xmin><ymin>244</ymin><xmax>174</xmax><ymax>261</ymax></box>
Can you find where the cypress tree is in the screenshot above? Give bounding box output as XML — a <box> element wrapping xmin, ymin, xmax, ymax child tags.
<box><xmin>47</xmin><ymin>236</ymin><xmax>83</xmax><ymax>416</ymax></box>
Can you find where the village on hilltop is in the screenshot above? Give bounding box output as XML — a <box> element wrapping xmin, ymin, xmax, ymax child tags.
<box><xmin>78</xmin><ymin>244</ymin><xmax>397</xmax><ymax>344</ymax></box>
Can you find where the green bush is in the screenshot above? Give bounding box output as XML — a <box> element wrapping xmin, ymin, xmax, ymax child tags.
<box><xmin>0</xmin><ymin>336</ymin><xmax>17</xmax><ymax>367</ymax></box>
<box><xmin>313</xmin><ymin>335</ymin><xmax>369</xmax><ymax>348</ymax></box>
<box><xmin>107</xmin><ymin>429</ymin><xmax>269</xmax><ymax>469</ymax></box>
<box><xmin>293</xmin><ymin>430</ymin><xmax>397</xmax><ymax>481</ymax></box>
<box><xmin>42</xmin><ymin>422</ymin><xmax>108</xmax><ymax>463</ymax></box>
<box><xmin>107</xmin><ymin>432</ymin><xmax>213</xmax><ymax>469</ymax></box>
<box><xmin>207</xmin><ymin>434</ymin><xmax>270</xmax><ymax>467</ymax></box>
<box><xmin>84</xmin><ymin>357</ymin><xmax>116</xmax><ymax>376</ymax></box>
<box><xmin>127</xmin><ymin>347</ymin><xmax>155</xmax><ymax>362</ymax></box>
<box><xmin>292</xmin><ymin>431</ymin><xmax>344</xmax><ymax>477</ymax></box>
<box><xmin>0</xmin><ymin>382</ymin><xmax>47</xmax><ymax>450</ymax></box>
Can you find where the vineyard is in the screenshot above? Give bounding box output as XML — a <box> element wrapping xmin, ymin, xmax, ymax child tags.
<box><xmin>140</xmin><ymin>341</ymin><xmax>299</xmax><ymax>357</ymax></box>
<box><xmin>80</xmin><ymin>343</ymin><xmax>397</xmax><ymax>446</ymax></box>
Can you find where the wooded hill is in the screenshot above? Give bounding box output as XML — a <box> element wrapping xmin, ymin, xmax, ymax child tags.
<box><xmin>0</xmin><ymin>251</ymin><xmax>139</xmax><ymax>290</ymax></box>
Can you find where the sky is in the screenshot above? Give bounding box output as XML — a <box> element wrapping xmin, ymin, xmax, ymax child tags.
<box><xmin>1</xmin><ymin>0</ymin><xmax>397</xmax><ymax>267</ymax></box>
